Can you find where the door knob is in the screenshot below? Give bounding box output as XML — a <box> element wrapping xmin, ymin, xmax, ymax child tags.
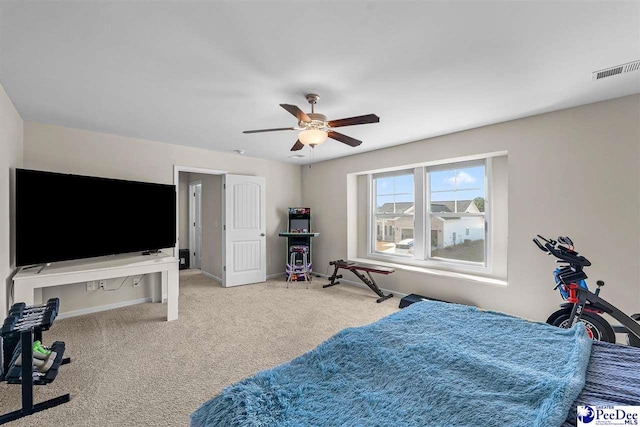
<box><xmin>260</xmin><ymin>233</ymin><xmax>265</xmax><ymax>237</ymax></box>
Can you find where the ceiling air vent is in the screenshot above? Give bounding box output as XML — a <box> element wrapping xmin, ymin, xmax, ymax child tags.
<box><xmin>592</xmin><ymin>59</ymin><xmax>640</xmax><ymax>80</ymax></box>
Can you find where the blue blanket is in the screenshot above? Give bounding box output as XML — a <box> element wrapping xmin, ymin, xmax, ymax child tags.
<box><xmin>191</xmin><ymin>301</ymin><xmax>592</xmax><ymax>427</ymax></box>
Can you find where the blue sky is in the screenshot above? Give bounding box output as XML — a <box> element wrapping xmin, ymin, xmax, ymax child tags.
<box><xmin>376</xmin><ymin>165</ymin><xmax>485</xmax><ymax>206</ymax></box>
<box><xmin>430</xmin><ymin>165</ymin><xmax>485</xmax><ymax>202</ymax></box>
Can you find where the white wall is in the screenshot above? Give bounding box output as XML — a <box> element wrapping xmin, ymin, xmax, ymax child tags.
<box><xmin>303</xmin><ymin>94</ymin><xmax>640</xmax><ymax>322</ymax></box>
<box><xmin>0</xmin><ymin>83</ymin><xmax>23</xmax><ymax>320</ymax></box>
<box><xmin>23</xmin><ymin>122</ymin><xmax>301</xmax><ymax>314</ymax></box>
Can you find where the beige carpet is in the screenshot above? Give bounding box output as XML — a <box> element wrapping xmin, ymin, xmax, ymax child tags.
<box><xmin>0</xmin><ymin>270</ymin><xmax>399</xmax><ymax>426</ymax></box>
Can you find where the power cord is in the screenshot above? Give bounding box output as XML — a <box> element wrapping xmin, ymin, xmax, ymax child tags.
<box><xmin>102</xmin><ymin>276</ymin><xmax>129</xmax><ymax>291</ymax></box>
<box><xmin>101</xmin><ymin>274</ymin><xmax>146</xmax><ymax>291</ymax></box>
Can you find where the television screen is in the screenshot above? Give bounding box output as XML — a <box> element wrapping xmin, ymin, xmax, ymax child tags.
<box><xmin>16</xmin><ymin>169</ymin><xmax>176</xmax><ymax>266</ymax></box>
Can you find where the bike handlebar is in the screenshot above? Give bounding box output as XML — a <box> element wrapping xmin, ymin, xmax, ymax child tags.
<box><xmin>533</xmin><ymin>235</ymin><xmax>591</xmax><ymax>267</ymax></box>
<box><xmin>532</xmin><ymin>237</ymin><xmax>548</xmax><ymax>253</ymax></box>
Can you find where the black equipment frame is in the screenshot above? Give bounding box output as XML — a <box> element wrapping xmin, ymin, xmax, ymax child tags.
<box><xmin>1</xmin><ymin>301</ymin><xmax>71</xmax><ymax>424</ymax></box>
<box><xmin>324</xmin><ymin>259</ymin><xmax>394</xmax><ymax>303</ymax></box>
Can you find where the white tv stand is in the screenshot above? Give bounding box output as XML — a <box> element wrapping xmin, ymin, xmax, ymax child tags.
<box><xmin>13</xmin><ymin>252</ymin><xmax>179</xmax><ymax>321</ymax></box>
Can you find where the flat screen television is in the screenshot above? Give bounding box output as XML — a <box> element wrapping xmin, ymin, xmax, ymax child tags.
<box><xmin>16</xmin><ymin>169</ymin><xmax>176</xmax><ymax>266</ymax></box>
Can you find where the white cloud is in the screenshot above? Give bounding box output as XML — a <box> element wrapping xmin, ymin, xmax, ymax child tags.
<box><xmin>445</xmin><ymin>171</ymin><xmax>476</xmax><ymax>186</ymax></box>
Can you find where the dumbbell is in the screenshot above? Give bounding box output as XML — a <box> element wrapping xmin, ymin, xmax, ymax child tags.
<box><xmin>10</xmin><ymin>309</ymin><xmax>56</xmax><ymax>327</ymax></box>
<box><xmin>9</xmin><ymin>299</ymin><xmax>59</xmax><ymax>317</ymax></box>
<box><xmin>2</xmin><ymin>310</ymin><xmax>56</xmax><ymax>334</ymax></box>
<box><xmin>7</xmin><ymin>308</ymin><xmax>57</xmax><ymax>325</ymax></box>
<box><xmin>10</xmin><ymin>298</ymin><xmax>59</xmax><ymax>315</ymax></box>
<box><xmin>14</xmin><ymin>352</ymin><xmax>56</xmax><ymax>373</ymax></box>
<box><xmin>7</xmin><ymin>303</ymin><xmax>57</xmax><ymax>323</ymax></box>
<box><xmin>10</xmin><ymin>299</ymin><xmax>55</xmax><ymax>313</ymax></box>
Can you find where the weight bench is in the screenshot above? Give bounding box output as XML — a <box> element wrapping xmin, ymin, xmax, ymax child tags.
<box><xmin>323</xmin><ymin>259</ymin><xmax>394</xmax><ymax>303</ymax></box>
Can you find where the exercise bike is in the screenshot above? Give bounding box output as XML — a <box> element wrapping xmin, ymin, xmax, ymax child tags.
<box><xmin>533</xmin><ymin>235</ymin><xmax>640</xmax><ymax>347</ymax></box>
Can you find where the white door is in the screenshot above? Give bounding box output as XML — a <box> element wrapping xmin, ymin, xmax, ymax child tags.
<box><xmin>223</xmin><ymin>174</ymin><xmax>266</xmax><ymax>287</ymax></box>
<box><xmin>189</xmin><ymin>181</ymin><xmax>203</xmax><ymax>269</ymax></box>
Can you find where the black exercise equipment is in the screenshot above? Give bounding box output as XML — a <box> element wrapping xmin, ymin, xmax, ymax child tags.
<box><xmin>533</xmin><ymin>234</ymin><xmax>640</xmax><ymax>347</ymax></box>
<box><xmin>1</xmin><ymin>298</ymin><xmax>70</xmax><ymax>424</ymax></box>
<box><xmin>399</xmin><ymin>294</ymin><xmax>448</xmax><ymax>309</ymax></box>
<box><xmin>324</xmin><ymin>260</ymin><xmax>394</xmax><ymax>303</ymax></box>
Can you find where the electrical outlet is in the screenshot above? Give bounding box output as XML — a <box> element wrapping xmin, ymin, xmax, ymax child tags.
<box><xmin>98</xmin><ymin>280</ymin><xmax>107</xmax><ymax>289</ymax></box>
<box><xmin>132</xmin><ymin>276</ymin><xmax>142</xmax><ymax>288</ymax></box>
<box><xmin>86</xmin><ymin>281</ymin><xmax>97</xmax><ymax>291</ymax></box>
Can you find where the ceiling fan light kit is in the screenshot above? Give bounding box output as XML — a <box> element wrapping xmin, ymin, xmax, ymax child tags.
<box><xmin>299</xmin><ymin>129</ymin><xmax>328</xmax><ymax>147</ymax></box>
<box><xmin>243</xmin><ymin>93</ymin><xmax>380</xmax><ymax>152</ymax></box>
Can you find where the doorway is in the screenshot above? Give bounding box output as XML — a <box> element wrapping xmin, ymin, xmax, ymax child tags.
<box><xmin>189</xmin><ymin>180</ymin><xmax>202</xmax><ymax>269</ymax></box>
<box><xmin>173</xmin><ymin>166</ymin><xmax>267</xmax><ymax>288</ymax></box>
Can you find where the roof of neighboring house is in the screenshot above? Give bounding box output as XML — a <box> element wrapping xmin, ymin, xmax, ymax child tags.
<box><xmin>377</xmin><ymin>202</ymin><xmax>414</xmax><ymax>214</ymax></box>
<box><xmin>377</xmin><ymin>200</ymin><xmax>476</xmax><ymax>214</ymax></box>
<box><xmin>431</xmin><ymin>200</ymin><xmax>474</xmax><ymax>213</ymax></box>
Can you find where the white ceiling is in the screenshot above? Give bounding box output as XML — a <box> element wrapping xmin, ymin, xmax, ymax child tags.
<box><xmin>1</xmin><ymin>1</ymin><xmax>639</xmax><ymax>165</ymax></box>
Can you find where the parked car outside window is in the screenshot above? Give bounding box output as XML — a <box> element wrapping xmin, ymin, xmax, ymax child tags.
<box><xmin>395</xmin><ymin>238</ymin><xmax>414</xmax><ymax>254</ymax></box>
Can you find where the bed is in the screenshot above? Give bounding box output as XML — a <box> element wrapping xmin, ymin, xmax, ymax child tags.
<box><xmin>191</xmin><ymin>300</ymin><xmax>640</xmax><ymax>427</ymax></box>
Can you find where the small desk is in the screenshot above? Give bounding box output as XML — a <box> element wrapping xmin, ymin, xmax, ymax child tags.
<box><xmin>13</xmin><ymin>253</ymin><xmax>179</xmax><ymax>321</ymax></box>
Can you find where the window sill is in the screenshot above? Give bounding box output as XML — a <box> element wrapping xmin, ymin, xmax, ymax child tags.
<box><xmin>350</xmin><ymin>257</ymin><xmax>508</xmax><ymax>287</ymax></box>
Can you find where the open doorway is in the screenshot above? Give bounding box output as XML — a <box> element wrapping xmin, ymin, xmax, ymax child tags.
<box><xmin>174</xmin><ymin>166</ymin><xmax>267</xmax><ymax>288</ymax></box>
<box><xmin>189</xmin><ymin>180</ymin><xmax>202</xmax><ymax>269</ymax></box>
<box><xmin>177</xmin><ymin>168</ymin><xmax>224</xmax><ymax>283</ymax></box>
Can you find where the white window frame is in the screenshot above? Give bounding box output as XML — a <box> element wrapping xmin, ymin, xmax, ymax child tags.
<box><xmin>367</xmin><ymin>158</ymin><xmax>492</xmax><ymax>274</ymax></box>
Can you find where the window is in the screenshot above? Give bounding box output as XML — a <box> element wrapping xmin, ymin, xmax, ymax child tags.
<box><xmin>372</xmin><ymin>171</ymin><xmax>414</xmax><ymax>256</ymax></box>
<box><xmin>370</xmin><ymin>159</ymin><xmax>489</xmax><ymax>271</ymax></box>
<box><xmin>428</xmin><ymin>161</ymin><xmax>486</xmax><ymax>264</ymax></box>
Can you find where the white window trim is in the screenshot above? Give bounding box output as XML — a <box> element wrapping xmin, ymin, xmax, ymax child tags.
<box><xmin>367</xmin><ymin>157</ymin><xmax>493</xmax><ymax>276</ymax></box>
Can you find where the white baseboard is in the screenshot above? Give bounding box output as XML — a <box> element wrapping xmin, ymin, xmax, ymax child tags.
<box><xmin>314</xmin><ymin>273</ymin><xmax>407</xmax><ymax>299</ymax></box>
<box><xmin>200</xmin><ymin>270</ymin><xmax>284</xmax><ymax>283</ymax></box>
<box><xmin>199</xmin><ymin>270</ymin><xmax>284</xmax><ymax>284</ymax></box>
<box><xmin>201</xmin><ymin>270</ymin><xmax>222</xmax><ymax>283</ymax></box>
<box><xmin>57</xmin><ymin>297</ymin><xmax>153</xmax><ymax>320</ymax></box>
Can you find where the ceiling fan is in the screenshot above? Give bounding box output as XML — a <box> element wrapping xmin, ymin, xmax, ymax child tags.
<box><xmin>242</xmin><ymin>94</ymin><xmax>380</xmax><ymax>151</ymax></box>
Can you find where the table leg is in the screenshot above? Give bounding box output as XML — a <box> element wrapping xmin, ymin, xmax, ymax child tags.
<box><xmin>151</xmin><ymin>273</ymin><xmax>162</xmax><ymax>303</ymax></box>
<box><xmin>13</xmin><ymin>283</ymin><xmax>35</xmax><ymax>306</ymax></box>
<box><xmin>166</xmin><ymin>269</ymin><xmax>179</xmax><ymax>321</ymax></box>
<box><xmin>34</xmin><ymin>288</ymin><xmax>43</xmax><ymax>305</ymax></box>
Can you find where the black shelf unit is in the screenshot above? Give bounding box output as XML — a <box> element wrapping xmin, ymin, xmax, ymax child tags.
<box><xmin>279</xmin><ymin>207</ymin><xmax>319</xmax><ymax>281</ymax></box>
<box><xmin>1</xmin><ymin>299</ymin><xmax>70</xmax><ymax>424</ymax></box>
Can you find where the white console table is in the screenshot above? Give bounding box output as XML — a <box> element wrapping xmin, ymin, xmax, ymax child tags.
<box><xmin>13</xmin><ymin>253</ymin><xmax>179</xmax><ymax>321</ymax></box>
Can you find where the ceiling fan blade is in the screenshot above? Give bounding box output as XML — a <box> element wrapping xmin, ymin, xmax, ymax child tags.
<box><xmin>328</xmin><ymin>131</ymin><xmax>362</xmax><ymax>147</ymax></box>
<box><xmin>291</xmin><ymin>139</ymin><xmax>304</xmax><ymax>151</ymax></box>
<box><xmin>280</xmin><ymin>104</ymin><xmax>311</xmax><ymax>123</ymax></box>
<box><xmin>328</xmin><ymin>114</ymin><xmax>380</xmax><ymax>128</ymax></box>
<box><xmin>243</xmin><ymin>127</ymin><xmax>295</xmax><ymax>134</ymax></box>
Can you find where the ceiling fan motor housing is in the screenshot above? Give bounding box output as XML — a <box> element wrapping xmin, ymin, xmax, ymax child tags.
<box><xmin>302</xmin><ymin>113</ymin><xmax>328</xmax><ymax>129</ymax></box>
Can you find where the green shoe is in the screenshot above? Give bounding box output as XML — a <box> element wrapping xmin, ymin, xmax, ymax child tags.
<box><xmin>33</xmin><ymin>341</ymin><xmax>51</xmax><ymax>355</ymax></box>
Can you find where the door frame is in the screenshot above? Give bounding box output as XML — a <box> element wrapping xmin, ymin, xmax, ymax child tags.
<box><xmin>173</xmin><ymin>165</ymin><xmax>227</xmax><ymax>264</ymax></box>
<box><xmin>188</xmin><ymin>180</ymin><xmax>202</xmax><ymax>269</ymax></box>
